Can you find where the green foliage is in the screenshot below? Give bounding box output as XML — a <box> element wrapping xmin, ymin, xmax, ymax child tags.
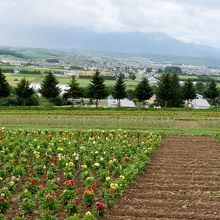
<box><xmin>182</xmin><ymin>79</ymin><xmax>196</xmax><ymax>104</ymax></box>
<box><xmin>164</xmin><ymin>66</ymin><xmax>182</xmax><ymax>75</ymax></box>
<box><xmin>113</xmin><ymin>76</ymin><xmax>127</xmax><ymax>107</ymax></box>
<box><xmin>135</xmin><ymin>78</ymin><xmax>153</xmax><ymax>107</ymax></box>
<box><xmin>0</xmin><ymin>69</ymin><xmax>10</xmax><ymax>98</ymax></box>
<box><xmin>156</xmin><ymin>73</ymin><xmax>183</xmax><ymax>107</ymax></box>
<box><xmin>39</xmin><ymin>72</ymin><xmax>61</xmax><ymax>102</ymax></box>
<box><xmin>64</xmin><ymin>76</ymin><xmax>82</xmax><ymax>105</ymax></box>
<box><xmin>126</xmin><ymin>89</ymin><xmax>135</xmax><ymax>100</ymax></box>
<box><xmin>204</xmin><ymin>79</ymin><xmax>219</xmax><ymax>106</ymax></box>
<box><xmin>18</xmin><ymin>191</ymin><xmax>36</xmax><ymax>213</ymax></box>
<box><xmin>88</xmin><ymin>70</ymin><xmax>107</xmax><ymax>107</ymax></box>
<box><xmin>195</xmin><ymin>81</ymin><xmax>205</xmax><ymax>95</ymax></box>
<box><xmin>15</xmin><ymin>79</ymin><xmax>35</xmax><ymax>106</ymax></box>
<box><xmin>128</xmin><ymin>73</ymin><xmax>136</xmax><ymax>80</ymax></box>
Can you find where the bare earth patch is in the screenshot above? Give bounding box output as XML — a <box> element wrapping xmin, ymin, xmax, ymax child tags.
<box><xmin>104</xmin><ymin>136</ymin><xmax>220</xmax><ymax>220</ymax></box>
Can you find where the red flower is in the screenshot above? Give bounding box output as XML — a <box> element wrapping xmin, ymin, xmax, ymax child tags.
<box><xmin>96</xmin><ymin>202</ymin><xmax>106</xmax><ymax>211</ymax></box>
<box><xmin>28</xmin><ymin>179</ymin><xmax>36</xmax><ymax>185</ymax></box>
<box><xmin>90</xmin><ymin>184</ymin><xmax>96</xmax><ymax>190</ymax></box>
<box><xmin>51</xmin><ymin>157</ymin><xmax>58</xmax><ymax>164</ymax></box>
<box><xmin>64</xmin><ymin>180</ymin><xmax>75</xmax><ymax>185</ymax></box>
<box><xmin>74</xmin><ymin>198</ymin><xmax>80</xmax><ymax>206</ymax></box>
<box><xmin>0</xmin><ymin>197</ymin><xmax>4</xmax><ymax>203</ymax></box>
<box><xmin>108</xmin><ymin>188</ymin><xmax>116</xmax><ymax>195</ymax></box>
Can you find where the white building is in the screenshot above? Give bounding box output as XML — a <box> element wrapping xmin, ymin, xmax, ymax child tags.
<box><xmin>107</xmin><ymin>96</ymin><xmax>136</xmax><ymax>108</ymax></box>
<box><xmin>189</xmin><ymin>94</ymin><xmax>210</xmax><ymax>109</ymax></box>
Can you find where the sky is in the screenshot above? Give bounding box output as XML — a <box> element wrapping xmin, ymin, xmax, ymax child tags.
<box><xmin>1</xmin><ymin>0</ymin><xmax>220</xmax><ymax>48</ymax></box>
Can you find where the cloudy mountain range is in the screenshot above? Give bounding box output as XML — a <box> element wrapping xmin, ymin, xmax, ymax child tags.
<box><xmin>2</xmin><ymin>27</ymin><xmax>220</xmax><ymax>60</ymax></box>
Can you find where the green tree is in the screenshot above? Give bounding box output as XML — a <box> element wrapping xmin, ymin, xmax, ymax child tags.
<box><xmin>204</xmin><ymin>79</ymin><xmax>219</xmax><ymax>106</ymax></box>
<box><xmin>128</xmin><ymin>73</ymin><xmax>136</xmax><ymax>80</ymax></box>
<box><xmin>164</xmin><ymin>66</ymin><xmax>182</xmax><ymax>75</ymax></box>
<box><xmin>156</xmin><ymin>73</ymin><xmax>183</xmax><ymax>107</ymax></box>
<box><xmin>39</xmin><ymin>71</ymin><xmax>61</xmax><ymax>102</ymax></box>
<box><xmin>88</xmin><ymin>70</ymin><xmax>107</xmax><ymax>107</ymax></box>
<box><xmin>0</xmin><ymin>68</ymin><xmax>10</xmax><ymax>98</ymax></box>
<box><xmin>156</xmin><ymin>73</ymin><xmax>172</xmax><ymax>107</ymax></box>
<box><xmin>182</xmin><ymin>79</ymin><xmax>196</xmax><ymax>106</ymax></box>
<box><xmin>15</xmin><ymin>79</ymin><xmax>35</xmax><ymax>105</ymax></box>
<box><xmin>113</xmin><ymin>75</ymin><xmax>127</xmax><ymax>107</ymax></box>
<box><xmin>195</xmin><ymin>81</ymin><xmax>205</xmax><ymax>95</ymax></box>
<box><xmin>169</xmin><ymin>73</ymin><xmax>183</xmax><ymax>107</ymax></box>
<box><xmin>135</xmin><ymin>78</ymin><xmax>153</xmax><ymax>107</ymax></box>
<box><xmin>64</xmin><ymin>76</ymin><xmax>82</xmax><ymax>106</ymax></box>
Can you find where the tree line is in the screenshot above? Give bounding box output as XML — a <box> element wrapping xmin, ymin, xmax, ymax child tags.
<box><xmin>0</xmin><ymin>68</ymin><xmax>219</xmax><ymax>107</ymax></box>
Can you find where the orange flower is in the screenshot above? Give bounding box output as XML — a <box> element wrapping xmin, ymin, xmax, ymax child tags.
<box><xmin>124</xmin><ymin>156</ymin><xmax>129</xmax><ymax>162</ymax></box>
<box><xmin>84</xmin><ymin>189</ymin><xmax>94</xmax><ymax>195</ymax></box>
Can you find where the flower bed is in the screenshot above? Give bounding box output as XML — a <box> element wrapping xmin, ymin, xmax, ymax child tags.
<box><xmin>0</xmin><ymin>129</ymin><xmax>161</xmax><ymax>219</ymax></box>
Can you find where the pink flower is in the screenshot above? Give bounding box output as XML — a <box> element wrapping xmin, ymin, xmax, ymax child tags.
<box><xmin>39</xmin><ymin>184</ymin><xmax>45</xmax><ymax>189</ymax></box>
<box><xmin>22</xmin><ymin>198</ymin><xmax>28</xmax><ymax>203</ymax></box>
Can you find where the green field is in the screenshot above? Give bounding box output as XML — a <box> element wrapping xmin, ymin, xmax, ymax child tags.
<box><xmin>0</xmin><ymin>108</ymin><xmax>220</xmax><ymax>136</ymax></box>
<box><xmin>5</xmin><ymin>73</ymin><xmax>138</xmax><ymax>89</ymax></box>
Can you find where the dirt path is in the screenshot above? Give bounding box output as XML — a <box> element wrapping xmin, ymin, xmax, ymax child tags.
<box><xmin>104</xmin><ymin>136</ymin><xmax>220</xmax><ymax>220</ymax></box>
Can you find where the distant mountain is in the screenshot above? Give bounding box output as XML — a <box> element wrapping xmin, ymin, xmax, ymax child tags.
<box><xmin>2</xmin><ymin>27</ymin><xmax>220</xmax><ymax>60</ymax></box>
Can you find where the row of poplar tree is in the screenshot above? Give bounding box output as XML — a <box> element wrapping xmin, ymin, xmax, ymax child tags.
<box><xmin>0</xmin><ymin>68</ymin><xmax>219</xmax><ymax>107</ymax></box>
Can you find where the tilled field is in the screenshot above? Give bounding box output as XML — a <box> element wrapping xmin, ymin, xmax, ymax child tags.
<box><xmin>104</xmin><ymin>136</ymin><xmax>220</xmax><ymax>220</ymax></box>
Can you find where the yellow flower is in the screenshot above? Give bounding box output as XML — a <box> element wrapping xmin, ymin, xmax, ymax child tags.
<box><xmin>106</xmin><ymin>176</ymin><xmax>111</xmax><ymax>181</ymax></box>
<box><xmin>81</xmin><ymin>164</ymin><xmax>88</xmax><ymax>169</ymax></box>
<box><xmin>110</xmin><ymin>183</ymin><xmax>119</xmax><ymax>189</ymax></box>
<box><xmin>119</xmin><ymin>175</ymin><xmax>125</xmax><ymax>180</ymax></box>
<box><xmin>9</xmin><ymin>181</ymin><xmax>15</xmax><ymax>186</ymax></box>
<box><xmin>85</xmin><ymin>211</ymin><xmax>92</xmax><ymax>216</ymax></box>
<box><xmin>108</xmin><ymin>160</ymin><xmax>113</xmax><ymax>164</ymax></box>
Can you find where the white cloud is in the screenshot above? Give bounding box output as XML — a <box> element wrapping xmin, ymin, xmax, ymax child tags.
<box><xmin>1</xmin><ymin>0</ymin><xmax>220</xmax><ymax>47</ymax></box>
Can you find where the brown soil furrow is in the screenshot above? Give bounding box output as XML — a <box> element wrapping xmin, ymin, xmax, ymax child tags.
<box><xmin>120</xmin><ymin>191</ymin><xmax>220</xmax><ymax>201</ymax></box>
<box><xmin>140</xmin><ymin>175</ymin><xmax>220</xmax><ymax>182</ymax></box>
<box><xmin>116</xmin><ymin>198</ymin><xmax>220</xmax><ymax>210</ymax></box>
<box><xmin>108</xmin><ymin>208</ymin><xmax>220</xmax><ymax>220</ymax></box>
<box><xmin>104</xmin><ymin>136</ymin><xmax>220</xmax><ymax>220</ymax></box>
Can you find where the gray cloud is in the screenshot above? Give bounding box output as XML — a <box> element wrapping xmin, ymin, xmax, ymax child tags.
<box><xmin>1</xmin><ymin>0</ymin><xmax>220</xmax><ymax>48</ymax></box>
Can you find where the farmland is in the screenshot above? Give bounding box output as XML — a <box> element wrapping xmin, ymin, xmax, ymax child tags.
<box><xmin>0</xmin><ymin>107</ymin><xmax>220</xmax><ymax>219</ymax></box>
<box><xmin>0</xmin><ymin>108</ymin><xmax>220</xmax><ymax>135</ymax></box>
<box><xmin>0</xmin><ymin>129</ymin><xmax>161</xmax><ymax>219</ymax></box>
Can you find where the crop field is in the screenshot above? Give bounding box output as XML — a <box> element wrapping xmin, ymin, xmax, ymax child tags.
<box><xmin>0</xmin><ymin>129</ymin><xmax>161</xmax><ymax>219</ymax></box>
<box><xmin>0</xmin><ymin>108</ymin><xmax>220</xmax><ymax>219</ymax></box>
<box><xmin>0</xmin><ymin>108</ymin><xmax>220</xmax><ymax>135</ymax></box>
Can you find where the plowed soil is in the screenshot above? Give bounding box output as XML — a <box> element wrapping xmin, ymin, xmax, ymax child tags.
<box><xmin>104</xmin><ymin>136</ymin><xmax>220</xmax><ymax>220</ymax></box>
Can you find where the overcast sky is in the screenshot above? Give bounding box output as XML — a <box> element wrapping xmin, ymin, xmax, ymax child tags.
<box><xmin>1</xmin><ymin>0</ymin><xmax>220</xmax><ymax>48</ymax></box>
